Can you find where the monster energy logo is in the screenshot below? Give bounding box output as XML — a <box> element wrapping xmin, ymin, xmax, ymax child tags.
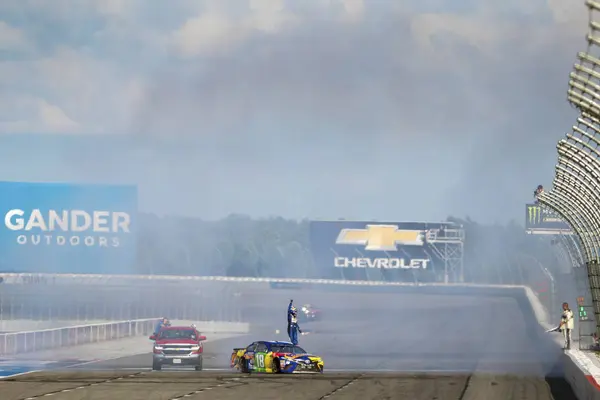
<box><xmin>528</xmin><ymin>205</ymin><xmax>543</xmax><ymax>225</ymax></box>
<box><xmin>525</xmin><ymin>203</ymin><xmax>572</xmax><ymax>234</ymax></box>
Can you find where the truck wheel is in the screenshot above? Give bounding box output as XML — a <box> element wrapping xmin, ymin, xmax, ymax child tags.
<box><xmin>195</xmin><ymin>357</ymin><xmax>203</xmax><ymax>371</ymax></box>
<box><xmin>152</xmin><ymin>362</ymin><xmax>162</xmax><ymax>371</ymax></box>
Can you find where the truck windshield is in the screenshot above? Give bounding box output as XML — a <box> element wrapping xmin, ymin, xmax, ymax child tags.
<box><xmin>158</xmin><ymin>329</ymin><xmax>196</xmax><ymax>339</ymax></box>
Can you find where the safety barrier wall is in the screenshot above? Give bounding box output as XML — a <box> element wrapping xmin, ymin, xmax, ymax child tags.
<box><xmin>0</xmin><ymin>273</ymin><xmax>563</xmax><ymax>327</ymax></box>
<box><xmin>0</xmin><ymin>318</ymin><xmax>157</xmax><ymax>355</ymax></box>
<box><xmin>563</xmin><ymin>353</ymin><xmax>600</xmax><ymax>400</ymax></box>
<box><xmin>2</xmin><ymin>273</ymin><xmax>549</xmax><ymax>324</ymax></box>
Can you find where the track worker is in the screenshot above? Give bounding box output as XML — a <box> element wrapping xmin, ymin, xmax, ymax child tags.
<box><xmin>560</xmin><ymin>302</ymin><xmax>574</xmax><ymax>350</ymax></box>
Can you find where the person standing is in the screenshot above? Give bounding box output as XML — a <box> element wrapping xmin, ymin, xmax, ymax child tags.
<box><xmin>533</xmin><ymin>185</ymin><xmax>544</xmax><ymax>203</ymax></box>
<box><xmin>287</xmin><ymin>299</ymin><xmax>295</xmax><ymax>338</ymax></box>
<box><xmin>154</xmin><ymin>317</ymin><xmax>170</xmax><ymax>335</ymax></box>
<box><xmin>288</xmin><ymin>308</ymin><xmax>303</xmax><ymax>345</ymax></box>
<box><xmin>560</xmin><ymin>302</ymin><xmax>574</xmax><ymax>350</ymax></box>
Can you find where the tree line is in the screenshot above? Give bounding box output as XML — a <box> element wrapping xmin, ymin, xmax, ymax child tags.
<box><xmin>136</xmin><ymin>213</ymin><xmax>569</xmax><ymax>286</ymax></box>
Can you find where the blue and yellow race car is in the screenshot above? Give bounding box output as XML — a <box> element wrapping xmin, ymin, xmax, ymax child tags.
<box><xmin>230</xmin><ymin>340</ymin><xmax>324</xmax><ymax>374</ymax></box>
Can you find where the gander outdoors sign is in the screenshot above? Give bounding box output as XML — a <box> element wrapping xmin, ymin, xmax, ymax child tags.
<box><xmin>309</xmin><ymin>220</ymin><xmax>444</xmax><ymax>282</ymax></box>
<box><xmin>0</xmin><ymin>181</ymin><xmax>138</xmax><ymax>274</ymax></box>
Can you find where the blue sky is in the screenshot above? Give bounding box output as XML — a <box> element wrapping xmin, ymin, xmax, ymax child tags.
<box><xmin>0</xmin><ymin>0</ymin><xmax>589</xmax><ymax>222</ymax></box>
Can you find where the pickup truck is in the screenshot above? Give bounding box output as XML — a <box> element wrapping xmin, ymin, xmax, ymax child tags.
<box><xmin>149</xmin><ymin>325</ymin><xmax>207</xmax><ymax>371</ymax></box>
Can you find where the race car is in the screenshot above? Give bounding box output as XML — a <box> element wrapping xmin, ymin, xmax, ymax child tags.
<box><xmin>230</xmin><ymin>340</ymin><xmax>324</xmax><ymax>374</ymax></box>
<box><xmin>297</xmin><ymin>304</ymin><xmax>322</xmax><ymax>323</ymax></box>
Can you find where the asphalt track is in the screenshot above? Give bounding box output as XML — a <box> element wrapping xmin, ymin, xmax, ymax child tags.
<box><xmin>0</xmin><ymin>292</ymin><xmax>577</xmax><ymax>399</ymax></box>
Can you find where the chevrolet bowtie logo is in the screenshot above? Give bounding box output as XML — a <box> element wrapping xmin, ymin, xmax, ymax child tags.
<box><xmin>335</xmin><ymin>225</ymin><xmax>424</xmax><ymax>251</ymax></box>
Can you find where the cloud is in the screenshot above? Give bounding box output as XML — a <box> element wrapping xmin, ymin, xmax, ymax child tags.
<box><xmin>0</xmin><ymin>0</ymin><xmax>591</xmax><ymax>222</ymax></box>
<box><xmin>170</xmin><ymin>0</ymin><xmax>300</xmax><ymax>57</ymax></box>
<box><xmin>0</xmin><ymin>98</ymin><xmax>78</xmax><ymax>133</ymax></box>
<box><xmin>337</xmin><ymin>0</ymin><xmax>365</xmax><ymax>22</ymax></box>
<box><xmin>38</xmin><ymin>99</ymin><xmax>79</xmax><ymax>132</ymax></box>
<box><xmin>0</xmin><ymin>21</ymin><xmax>33</xmax><ymax>53</ymax></box>
<box><xmin>171</xmin><ymin>12</ymin><xmax>244</xmax><ymax>57</ymax></box>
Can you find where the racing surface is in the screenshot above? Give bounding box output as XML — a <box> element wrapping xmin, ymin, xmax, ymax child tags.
<box><xmin>0</xmin><ymin>371</ymin><xmax>574</xmax><ymax>400</ymax></box>
<box><xmin>0</xmin><ymin>292</ymin><xmax>576</xmax><ymax>399</ymax></box>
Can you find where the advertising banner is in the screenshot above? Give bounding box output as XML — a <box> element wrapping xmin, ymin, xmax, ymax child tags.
<box><xmin>525</xmin><ymin>203</ymin><xmax>572</xmax><ymax>234</ymax></box>
<box><xmin>309</xmin><ymin>220</ymin><xmax>451</xmax><ymax>282</ymax></box>
<box><xmin>0</xmin><ymin>181</ymin><xmax>138</xmax><ymax>274</ymax></box>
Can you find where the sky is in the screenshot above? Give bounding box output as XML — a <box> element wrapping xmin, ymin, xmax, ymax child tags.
<box><xmin>0</xmin><ymin>0</ymin><xmax>589</xmax><ymax>223</ymax></box>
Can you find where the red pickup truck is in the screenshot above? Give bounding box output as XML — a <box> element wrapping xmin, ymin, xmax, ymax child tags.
<box><xmin>150</xmin><ymin>325</ymin><xmax>207</xmax><ymax>371</ymax></box>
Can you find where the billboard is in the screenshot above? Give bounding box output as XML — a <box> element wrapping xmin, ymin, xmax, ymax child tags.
<box><xmin>0</xmin><ymin>181</ymin><xmax>138</xmax><ymax>274</ymax></box>
<box><xmin>309</xmin><ymin>220</ymin><xmax>454</xmax><ymax>282</ymax></box>
<box><xmin>525</xmin><ymin>203</ymin><xmax>572</xmax><ymax>235</ymax></box>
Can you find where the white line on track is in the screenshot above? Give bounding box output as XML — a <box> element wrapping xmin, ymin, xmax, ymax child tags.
<box><xmin>66</xmin><ymin>355</ymin><xmax>218</xmax><ymax>369</ymax></box>
<box><xmin>101</xmin><ymin>368</ymin><xmax>230</xmax><ymax>371</ymax></box>
<box><xmin>105</xmin><ymin>367</ymin><xmax>475</xmax><ymax>373</ymax></box>
<box><xmin>21</xmin><ymin>373</ymin><xmax>143</xmax><ymax>400</ymax></box>
<box><xmin>65</xmin><ymin>352</ymin><xmax>150</xmax><ymax>368</ymax></box>
<box><xmin>0</xmin><ymin>370</ymin><xmax>40</xmax><ymax>379</ymax></box>
<box><xmin>333</xmin><ymin>368</ymin><xmax>474</xmax><ymax>374</ymax></box>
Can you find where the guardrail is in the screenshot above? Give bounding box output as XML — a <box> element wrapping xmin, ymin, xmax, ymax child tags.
<box><xmin>0</xmin><ymin>318</ymin><xmax>157</xmax><ymax>355</ymax></box>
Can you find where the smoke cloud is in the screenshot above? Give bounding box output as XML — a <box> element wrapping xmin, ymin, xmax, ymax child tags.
<box><xmin>0</xmin><ymin>0</ymin><xmax>588</xmax><ymax>222</ymax></box>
